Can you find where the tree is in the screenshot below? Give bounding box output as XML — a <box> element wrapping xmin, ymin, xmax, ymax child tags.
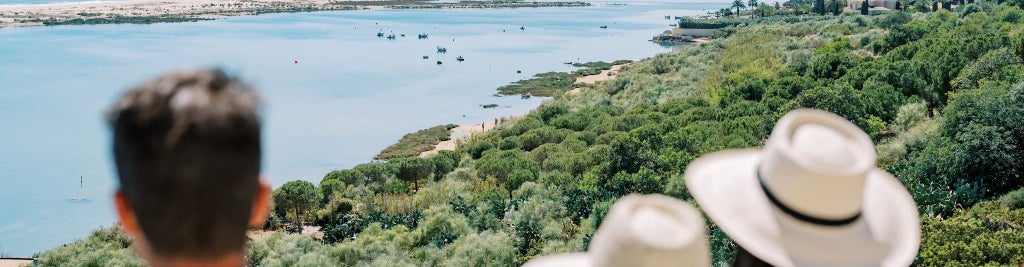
<box><xmin>432</xmin><ymin>150</ymin><xmax>460</xmax><ymax>181</ymax></box>
<box><xmin>323</xmin><ymin>169</ymin><xmax>364</xmax><ymax>186</ymax></box>
<box><xmin>273</xmin><ymin>180</ymin><xmax>319</xmax><ymax>229</ymax></box>
<box><xmin>732</xmin><ymin>0</ymin><xmax>746</xmax><ymax>17</ymax></box>
<box><xmin>826</xmin><ymin>0</ymin><xmax>847</xmax><ymax>14</ymax></box>
<box><xmin>860</xmin><ymin>0</ymin><xmax>869</xmax><ymax>14</ymax></box>
<box><xmin>319</xmin><ymin>179</ymin><xmax>345</xmax><ymax>205</ymax></box>
<box><xmin>476</xmin><ymin>150</ymin><xmax>539</xmax><ymax>201</ymax></box>
<box><xmin>814</xmin><ymin>0</ymin><xmax>827</xmax><ymax>14</ymax></box>
<box><xmin>395</xmin><ymin>157</ymin><xmax>434</xmax><ymax>191</ymax></box>
<box><xmin>749</xmin><ymin>0</ymin><xmax>760</xmax><ymax>17</ymax></box>
<box><xmin>1012</xmin><ymin>29</ymin><xmax>1024</xmax><ymax>60</ymax></box>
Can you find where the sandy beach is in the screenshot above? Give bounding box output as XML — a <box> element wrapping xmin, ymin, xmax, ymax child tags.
<box><xmin>420</xmin><ymin>63</ymin><xmax>633</xmax><ymax>157</ymax></box>
<box><xmin>420</xmin><ymin>121</ymin><xmax>498</xmax><ymax>157</ymax></box>
<box><xmin>0</xmin><ymin>0</ymin><xmax>588</xmax><ymax>27</ymax></box>
<box><xmin>0</xmin><ymin>258</ymin><xmax>32</xmax><ymax>267</ymax></box>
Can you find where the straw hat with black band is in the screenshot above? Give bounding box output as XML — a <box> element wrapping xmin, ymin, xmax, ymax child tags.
<box><xmin>524</xmin><ymin>194</ymin><xmax>711</xmax><ymax>267</ymax></box>
<box><xmin>685</xmin><ymin>109</ymin><xmax>920</xmax><ymax>267</ymax></box>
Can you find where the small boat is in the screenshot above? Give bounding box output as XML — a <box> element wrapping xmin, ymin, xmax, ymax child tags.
<box><xmin>437</xmin><ymin>46</ymin><xmax>447</xmax><ymax>53</ymax></box>
<box><xmin>600</xmin><ymin>25</ymin><xmax>608</xmax><ymax>29</ymax></box>
<box><xmin>516</xmin><ymin>70</ymin><xmax>522</xmax><ymax>73</ymax></box>
<box><xmin>423</xmin><ymin>55</ymin><xmax>429</xmax><ymax>59</ymax></box>
<box><xmin>664</xmin><ymin>15</ymin><xmax>671</xmax><ymax>19</ymax></box>
<box><xmin>69</xmin><ymin>176</ymin><xmax>88</xmax><ymax>202</ymax></box>
<box><xmin>669</xmin><ymin>24</ymin><xmax>678</xmax><ymax>27</ymax></box>
<box><xmin>436</xmin><ymin>61</ymin><xmax>443</xmax><ymax>65</ymax></box>
<box><xmin>400</xmin><ymin>33</ymin><xmax>406</xmax><ymax>37</ymax></box>
<box><xmin>520</xmin><ymin>26</ymin><xmax>526</xmax><ymax>30</ymax></box>
<box><xmin>386</xmin><ymin>34</ymin><xmax>396</xmax><ymax>39</ymax></box>
<box><xmin>521</xmin><ymin>93</ymin><xmax>532</xmax><ymax>99</ymax></box>
<box><xmin>418</xmin><ymin>33</ymin><xmax>428</xmax><ymax>39</ymax></box>
<box><xmin>377</xmin><ymin>31</ymin><xmax>384</xmax><ymax>37</ymax></box>
<box><xmin>674</xmin><ymin>16</ymin><xmax>683</xmax><ymax>19</ymax></box>
<box><xmin>563</xmin><ymin>61</ymin><xmax>573</xmax><ymax>65</ymax></box>
<box><xmin>456</xmin><ymin>56</ymin><xmax>465</xmax><ymax>62</ymax></box>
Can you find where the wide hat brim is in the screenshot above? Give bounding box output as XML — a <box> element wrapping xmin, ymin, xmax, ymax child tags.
<box><xmin>686</xmin><ymin>149</ymin><xmax>920</xmax><ymax>267</ymax></box>
<box><xmin>523</xmin><ymin>253</ymin><xmax>590</xmax><ymax>267</ymax></box>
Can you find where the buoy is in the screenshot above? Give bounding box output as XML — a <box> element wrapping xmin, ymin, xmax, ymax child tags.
<box><xmin>294</xmin><ymin>60</ymin><xmax>298</xmax><ymax>64</ymax></box>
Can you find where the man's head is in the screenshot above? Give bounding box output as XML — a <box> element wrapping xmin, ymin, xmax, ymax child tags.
<box><xmin>107</xmin><ymin>68</ymin><xmax>270</xmax><ymax>262</ymax></box>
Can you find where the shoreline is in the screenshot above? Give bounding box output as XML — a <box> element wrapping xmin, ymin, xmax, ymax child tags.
<box><xmin>420</xmin><ymin>120</ymin><xmax>500</xmax><ymax>157</ymax></box>
<box><xmin>0</xmin><ymin>0</ymin><xmax>590</xmax><ymax>28</ymax></box>
<box><xmin>420</xmin><ymin>62</ymin><xmax>631</xmax><ymax>157</ymax></box>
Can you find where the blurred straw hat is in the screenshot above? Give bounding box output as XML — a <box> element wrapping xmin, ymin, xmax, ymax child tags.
<box><xmin>686</xmin><ymin>109</ymin><xmax>920</xmax><ymax>267</ymax></box>
<box><xmin>524</xmin><ymin>194</ymin><xmax>710</xmax><ymax>267</ymax></box>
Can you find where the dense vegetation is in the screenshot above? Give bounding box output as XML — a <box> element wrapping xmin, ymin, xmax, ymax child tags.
<box><xmin>678</xmin><ymin>17</ymin><xmax>744</xmax><ymax>29</ymax></box>
<box><xmin>39</xmin><ymin>3</ymin><xmax>1024</xmax><ymax>266</ymax></box>
<box><xmin>375</xmin><ymin>125</ymin><xmax>457</xmax><ymax>160</ymax></box>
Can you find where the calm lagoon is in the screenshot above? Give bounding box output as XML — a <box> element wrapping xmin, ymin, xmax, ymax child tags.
<box><xmin>0</xmin><ymin>1</ymin><xmax>726</xmax><ymax>256</ymax></box>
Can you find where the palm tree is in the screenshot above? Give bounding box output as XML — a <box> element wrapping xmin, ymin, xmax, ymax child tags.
<box><xmin>732</xmin><ymin>0</ymin><xmax>746</xmax><ymax>17</ymax></box>
<box><xmin>749</xmin><ymin>0</ymin><xmax>760</xmax><ymax>17</ymax></box>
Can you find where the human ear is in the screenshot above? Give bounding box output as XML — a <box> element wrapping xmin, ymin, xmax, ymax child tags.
<box><xmin>249</xmin><ymin>178</ymin><xmax>272</xmax><ymax>228</ymax></box>
<box><xmin>114</xmin><ymin>190</ymin><xmax>142</xmax><ymax>238</ymax></box>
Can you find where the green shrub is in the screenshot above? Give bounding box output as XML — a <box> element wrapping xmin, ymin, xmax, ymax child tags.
<box><xmin>35</xmin><ymin>227</ymin><xmax>144</xmax><ymax>267</ymax></box>
<box><xmin>1001</xmin><ymin>188</ymin><xmax>1024</xmax><ymax>210</ymax></box>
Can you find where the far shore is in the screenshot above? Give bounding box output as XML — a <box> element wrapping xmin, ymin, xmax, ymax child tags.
<box><xmin>0</xmin><ymin>0</ymin><xmax>590</xmax><ymax>28</ymax></box>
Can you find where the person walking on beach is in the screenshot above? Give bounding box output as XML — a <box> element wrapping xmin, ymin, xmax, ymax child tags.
<box><xmin>494</xmin><ymin>118</ymin><xmax>499</xmax><ymax>126</ymax></box>
<box><xmin>107</xmin><ymin>68</ymin><xmax>271</xmax><ymax>267</ymax></box>
<box><xmin>482</xmin><ymin>122</ymin><xmax>486</xmax><ymax>131</ymax></box>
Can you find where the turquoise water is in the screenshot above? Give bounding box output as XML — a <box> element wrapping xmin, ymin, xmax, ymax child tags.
<box><xmin>0</xmin><ymin>1</ymin><xmax>726</xmax><ymax>256</ymax></box>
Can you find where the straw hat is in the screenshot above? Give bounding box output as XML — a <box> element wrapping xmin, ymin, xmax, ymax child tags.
<box><xmin>524</xmin><ymin>194</ymin><xmax>710</xmax><ymax>267</ymax></box>
<box><xmin>685</xmin><ymin>109</ymin><xmax>920</xmax><ymax>267</ymax></box>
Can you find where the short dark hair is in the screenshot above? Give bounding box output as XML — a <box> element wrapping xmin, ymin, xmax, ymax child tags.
<box><xmin>107</xmin><ymin>68</ymin><xmax>262</xmax><ymax>257</ymax></box>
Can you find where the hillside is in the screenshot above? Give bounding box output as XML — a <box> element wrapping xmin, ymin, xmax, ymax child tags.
<box><xmin>36</xmin><ymin>3</ymin><xmax>1024</xmax><ymax>266</ymax></box>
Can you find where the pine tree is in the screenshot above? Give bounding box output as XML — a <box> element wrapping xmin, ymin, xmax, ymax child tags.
<box><xmin>814</xmin><ymin>0</ymin><xmax>827</xmax><ymax>14</ymax></box>
<box><xmin>860</xmin><ymin>0</ymin><xmax>869</xmax><ymax>14</ymax></box>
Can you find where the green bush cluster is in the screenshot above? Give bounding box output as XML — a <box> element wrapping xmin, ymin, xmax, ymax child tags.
<box><xmin>677</xmin><ymin>17</ymin><xmax>745</xmax><ymax>29</ymax></box>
